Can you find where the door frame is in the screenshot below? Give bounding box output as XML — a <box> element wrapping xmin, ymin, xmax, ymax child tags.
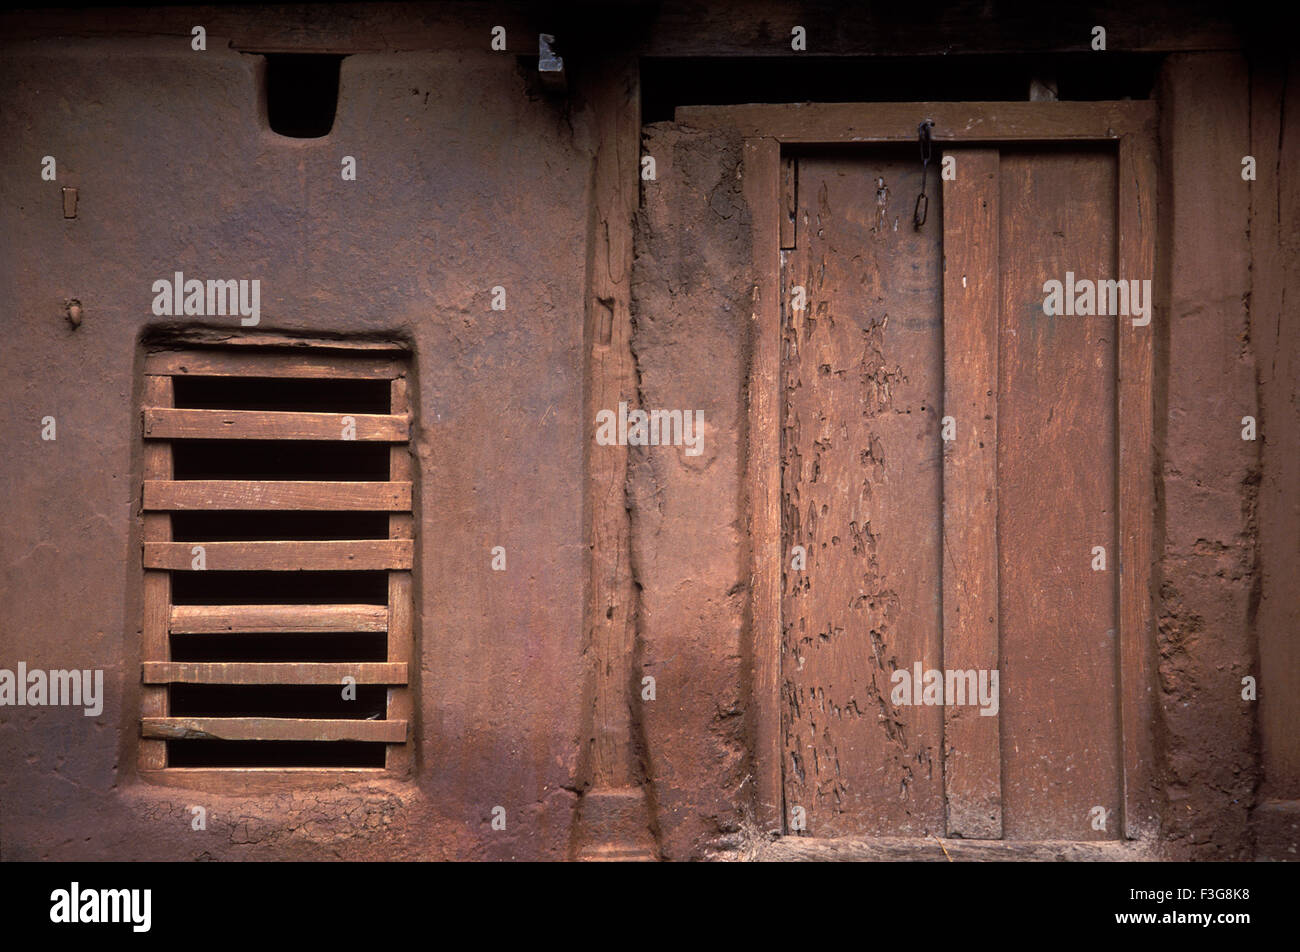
<box><xmin>678</xmin><ymin>101</ymin><xmax>1158</xmax><ymax>844</ymax></box>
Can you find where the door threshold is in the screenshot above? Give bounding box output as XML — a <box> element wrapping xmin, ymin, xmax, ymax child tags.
<box><xmin>756</xmin><ymin>835</ymin><xmax>1156</xmax><ymax>862</ymax></box>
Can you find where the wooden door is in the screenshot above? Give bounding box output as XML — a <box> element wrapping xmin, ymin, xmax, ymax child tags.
<box><xmin>779</xmin><ymin>140</ymin><xmax>1143</xmax><ymax>841</ymax></box>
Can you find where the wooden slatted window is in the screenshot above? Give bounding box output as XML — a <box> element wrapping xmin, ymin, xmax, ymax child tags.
<box><xmin>138</xmin><ymin>345</ymin><xmax>414</xmax><ymax>776</ymax></box>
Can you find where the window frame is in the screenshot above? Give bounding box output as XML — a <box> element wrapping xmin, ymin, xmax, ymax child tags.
<box><xmin>135</xmin><ymin>338</ymin><xmax>416</xmax><ymax>789</ymax></box>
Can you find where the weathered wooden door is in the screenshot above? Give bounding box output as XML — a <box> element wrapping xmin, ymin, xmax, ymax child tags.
<box><xmin>771</xmin><ymin>130</ymin><xmax>1154</xmax><ymax>842</ymax></box>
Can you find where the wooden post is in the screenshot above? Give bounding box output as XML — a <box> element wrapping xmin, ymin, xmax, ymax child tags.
<box><xmin>572</xmin><ymin>53</ymin><xmax>657</xmax><ymax>860</ymax></box>
<box><xmin>140</xmin><ymin>374</ymin><xmax>173</xmax><ymax>771</ymax></box>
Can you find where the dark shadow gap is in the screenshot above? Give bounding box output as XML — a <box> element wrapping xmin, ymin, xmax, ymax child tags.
<box><xmin>261</xmin><ymin>53</ymin><xmax>345</xmax><ymax>138</ymax></box>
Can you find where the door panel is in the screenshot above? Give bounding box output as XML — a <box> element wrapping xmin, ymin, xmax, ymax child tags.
<box><xmin>781</xmin><ymin>143</ymin><xmax>1124</xmax><ymax>840</ymax></box>
<box><xmin>781</xmin><ymin>152</ymin><xmax>945</xmax><ymax>836</ymax></box>
<box><xmin>997</xmin><ymin>148</ymin><xmax>1120</xmax><ymax>839</ymax></box>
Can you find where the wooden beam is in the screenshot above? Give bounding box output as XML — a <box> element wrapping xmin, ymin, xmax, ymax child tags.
<box><xmin>142</xmin><ymin>661</ymin><xmax>407</xmax><ymax>685</ymax></box>
<box><xmin>1117</xmin><ymin>129</ymin><xmax>1158</xmax><ymax>840</ymax></box>
<box><xmin>744</xmin><ymin>135</ymin><xmax>784</xmax><ymax>834</ymax></box>
<box><xmin>941</xmin><ymin>148</ymin><xmax>1002</xmax><ymax>839</ymax></box>
<box><xmin>637</xmin><ymin>1</ymin><xmax>1238</xmax><ymax>56</ymax></box>
<box><xmin>385</xmin><ymin>375</ymin><xmax>415</xmax><ymax>776</ymax></box>
<box><xmin>583</xmin><ymin>52</ymin><xmax>642</xmax><ymax>794</ymax></box>
<box><xmin>144</xmin><ymin>540</ymin><xmax>414</xmax><ymax>571</ymax></box>
<box><xmin>140</xmin><ymin>374</ymin><xmax>173</xmax><ymax>771</ymax></box>
<box><xmin>757</xmin><ymin>835</ymin><xmax>1152</xmax><ymax>862</ymax></box>
<box><xmin>779</xmin><ymin>155</ymin><xmax>797</xmax><ymax>250</ymax></box>
<box><xmin>170</xmin><ymin>604</ymin><xmax>388</xmax><ymax>633</ymax></box>
<box><xmin>0</xmin><ymin>3</ymin><xmax>540</xmax><ymax>53</ymax></box>
<box><xmin>142</xmin><ymin>716</ymin><xmax>407</xmax><ymax>743</ymax></box>
<box><xmin>0</xmin><ymin>2</ymin><xmax>1240</xmax><ymax>56</ymax></box>
<box><xmin>142</xmin><ymin>408</ymin><xmax>409</xmax><ymax>441</ymax></box>
<box><xmin>144</xmin><ymin>480</ymin><xmax>411</xmax><ymax>511</ymax></box>
<box><xmin>677</xmin><ymin>101</ymin><xmax>1156</xmax><ymax>143</ymax></box>
<box><xmin>145</xmin><ymin>350</ymin><xmax>403</xmax><ymax>379</ymax></box>
<box><xmin>145</xmin><ymin>333</ymin><xmax>407</xmax><ymax>352</ymax></box>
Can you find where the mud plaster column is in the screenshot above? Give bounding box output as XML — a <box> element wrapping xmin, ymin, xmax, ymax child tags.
<box><xmin>571</xmin><ymin>54</ymin><xmax>658</xmax><ymax>861</ymax></box>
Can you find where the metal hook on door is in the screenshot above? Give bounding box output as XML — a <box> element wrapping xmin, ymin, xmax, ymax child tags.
<box><xmin>913</xmin><ymin>119</ymin><xmax>934</xmax><ymax>229</ymax></box>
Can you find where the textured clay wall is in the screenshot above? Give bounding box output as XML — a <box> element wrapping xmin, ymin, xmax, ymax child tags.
<box><xmin>1154</xmin><ymin>52</ymin><xmax>1298</xmax><ymax>860</ymax></box>
<box><xmin>630</xmin><ymin>124</ymin><xmax>754</xmax><ymax>859</ymax></box>
<box><xmin>632</xmin><ymin>64</ymin><xmax>1296</xmax><ymax>859</ymax></box>
<box><xmin>0</xmin><ymin>32</ymin><xmax>1293</xmax><ymax>864</ymax></box>
<box><xmin>0</xmin><ymin>39</ymin><xmax>591</xmax><ymax>859</ymax></box>
<box><xmin>1249</xmin><ymin>49</ymin><xmax>1300</xmax><ymax>861</ymax></box>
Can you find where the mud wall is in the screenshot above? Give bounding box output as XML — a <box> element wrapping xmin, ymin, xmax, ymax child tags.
<box><xmin>0</xmin><ymin>11</ymin><xmax>1294</xmax><ymax>864</ymax></box>
<box><xmin>629</xmin><ymin>124</ymin><xmax>754</xmax><ymax>859</ymax></box>
<box><xmin>0</xmin><ymin>39</ymin><xmax>591</xmax><ymax>859</ymax></box>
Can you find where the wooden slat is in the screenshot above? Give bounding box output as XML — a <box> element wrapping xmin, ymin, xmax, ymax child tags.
<box><xmin>758</xmin><ymin>835</ymin><xmax>1151</xmax><ymax>862</ymax></box>
<box><xmin>677</xmin><ymin>101</ymin><xmax>1156</xmax><ymax>144</ymax></box>
<box><xmin>1118</xmin><ymin>130</ymin><xmax>1158</xmax><ymax>840</ymax></box>
<box><xmin>170</xmin><ymin>604</ymin><xmax>388</xmax><ymax>634</ymax></box>
<box><xmin>142</xmin><ymin>662</ymin><xmax>407</xmax><ymax>685</ymax></box>
<box><xmin>140</xmin><ymin>375</ymin><xmax>173</xmax><ymax>771</ymax></box>
<box><xmin>779</xmin><ymin>155</ymin><xmax>797</xmax><ymax>250</ymax></box>
<box><xmin>144</xmin><ymin>540</ymin><xmax>413</xmax><ymax>571</ymax></box>
<box><xmin>142</xmin><ymin>407</ymin><xmax>409</xmax><ymax>441</ymax></box>
<box><xmin>144</xmin><ymin>480</ymin><xmax>411</xmax><ymax>511</ymax></box>
<box><xmin>997</xmin><ymin>149</ymin><xmax>1122</xmax><ymax>840</ymax></box>
<box><xmin>142</xmin><ymin>716</ymin><xmax>406</xmax><ymax>743</ymax></box>
<box><xmin>745</xmin><ymin>137</ymin><xmax>784</xmax><ymax>833</ymax></box>
<box><xmin>145</xmin><ymin>350</ymin><xmax>402</xmax><ymax>379</ymax></box>
<box><xmin>145</xmin><ymin>334</ymin><xmax>406</xmax><ymax>352</ymax></box>
<box><xmin>941</xmin><ymin>148</ymin><xmax>1002</xmax><ymax>839</ymax></box>
<box><xmin>582</xmin><ymin>53</ymin><xmax>643</xmax><ymax>796</ymax></box>
<box><xmin>385</xmin><ymin>375</ymin><xmax>415</xmax><ymax>775</ymax></box>
<box><xmin>637</xmin><ymin>2</ymin><xmax>1238</xmax><ymax>57</ymax></box>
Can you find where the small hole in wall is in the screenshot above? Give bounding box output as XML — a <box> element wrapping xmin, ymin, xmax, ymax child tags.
<box><xmin>262</xmin><ymin>53</ymin><xmax>345</xmax><ymax>138</ymax></box>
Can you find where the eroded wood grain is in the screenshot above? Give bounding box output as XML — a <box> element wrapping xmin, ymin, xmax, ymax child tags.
<box><xmin>144</xmin><ymin>480</ymin><xmax>411</xmax><ymax>511</ymax></box>
<box><xmin>140</xmin><ymin>375</ymin><xmax>173</xmax><ymax>771</ymax></box>
<box><xmin>142</xmin><ymin>662</ymin><xmax>407</xmax><ymax>685</ymax></box>
<box><xmin>144</xmin><ymin>540</ymin><xmax>413</xmax><ymax>571</ymax></box>
<box><xmin>145</xmin><ymin>350</ymin><xmax>403</xmax><ymax>379</ymax></box>
<box><xmin>781</xmin><ymin>152</ymin><xmax>945</xmax><ymax>837</ymax></box>
<box><xmin>142</xmin><ymin>717</ymin><xmax>407</xmax><ymax>743</ymax></box>
<box><xmin>998</xmin><ymin>147</ymin><xmax>1120</xmax><ymax>840</ymax></box>
<box><xmin>941</xmin><ymin>148</ymin><xmax>1002</xmax><ymax>838</ymax></box>
<box><xmin>170</xmin><ymin>603</ymin><xmax>388</xmax><ymax>633</ymax></box>
<box><xmin>142</xmin><ymin>407</ymin><xmax>408</xmax><ymax>441</ymax></box>
<box><xmin>679</xmin><ymin>102</ymin><xmax>1156</xmax><ymax>144</ymax></box>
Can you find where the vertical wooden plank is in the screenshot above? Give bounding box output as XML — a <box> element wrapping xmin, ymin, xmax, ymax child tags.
<box><xmin>998</xmin><ymin>147</ymin><xmax>1120</xmax><ymax>840</ymax></box>
<box><xmin>779</xmin><ymin>155</ymin><xmax>797</xmax><ymax>250</ymax></box>
<box><xmin>386</xmin><ymin>374</ymin><xmax>414</xmax><ymax>777</ymax></box>
<box><xmin>1118</xmin><ymin>130</ymin><xmax>1158</xmax><ymax>839</ymax></box>
<box><xmin>780</xmin><ymin>152</ymin><xmax>945</xmax><ymax>837</ymax></box>
<box><xmin>571</xmin><ymin>55</ymin><xmax>660</xmax><ymax>861</ymax></box>
<box><xmin>744</xmin><ymin>136</ymin><xmax>783</xmax><ymax>833</ymax></box>
<box><xmin>941</xmin><ymin>148</ymin><xmax>1002</xmax><ymax>839</ymax></box>
<box><xmin>583</xmin><ymin>54</ymin><xmax>641</xmax><ymax>793</ymax></box>
<box><xmin>140</xmin><ymin>374</ymin><xmax>172</xmax><ymax>770</ymax></box>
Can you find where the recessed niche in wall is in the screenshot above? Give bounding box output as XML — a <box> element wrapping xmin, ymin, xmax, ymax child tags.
<box><xmin>261</xmin><ymin>53</ymin><xmax>346</xmax><ymax>138</ymax></box>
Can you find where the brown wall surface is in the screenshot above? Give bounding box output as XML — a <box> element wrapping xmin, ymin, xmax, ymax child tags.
<box><xmin>0</xmin><ymin>38</ymin><xmax>592</xmax><ymax>859</ymax></box>
<box><xmin>0</xmin><ymin>4</ymin><xmax>1295</xmax><ymax>862</ymax></box>
<box><xmin>1249</xmin><ymin>48</ymin><xmax>1300</xmax><ymax>860</ymax></box>
<box><xmin>630</xmin><ymin>123</ymin><xmax>753</xmax><ymax>859</ymax></box>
